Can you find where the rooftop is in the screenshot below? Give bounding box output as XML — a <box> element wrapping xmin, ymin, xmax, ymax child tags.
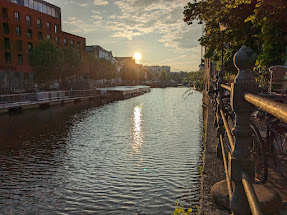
<box><xmin>6</xmin><ymin>0</ymin><xmax>61</xmax><ymax>18</ymax></box>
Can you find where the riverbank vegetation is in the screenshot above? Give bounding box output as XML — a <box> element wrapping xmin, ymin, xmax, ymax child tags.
<box><xmin>29</xmin><ymin>40</ymin><xmax>203</xmax><ymax>90</ymax></box>
<box><xmin>186</xmin><ymin>70</ymin><xmax>205</xmax><ymax>91</ymax></box>
<box><xmin>184</xmin><ymin>0</ymin><xmax>287</xmax><ymax>86</ymax></box>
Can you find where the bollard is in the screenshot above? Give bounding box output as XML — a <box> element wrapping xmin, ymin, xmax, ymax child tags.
<box><xmin>230</xmin><ymin>46</ymin><xmax>257</xmax><ymax>214</ymax></box>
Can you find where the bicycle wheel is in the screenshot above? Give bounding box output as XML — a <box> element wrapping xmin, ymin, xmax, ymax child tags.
<box><xmin>250</xmin><ymin>120</ymin><xmax>268</xmax><ymax>183</ymax></box>
<box><xmin>270</xmin><ymin>127</ymin><xmax>287</xmax><ymax>182</ymax></box>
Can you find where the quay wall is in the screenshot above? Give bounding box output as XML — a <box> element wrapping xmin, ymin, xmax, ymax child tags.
<box><xmin>0</xmin><ymin>86</ymin><xmax>150</xmax><ymax>114</ymax></box>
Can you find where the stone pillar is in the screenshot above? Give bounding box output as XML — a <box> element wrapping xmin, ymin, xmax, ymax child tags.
<box><xmin>230</xmin><ymin>46</ymin><xmax>257</xmax><ymax>214</ymax></box>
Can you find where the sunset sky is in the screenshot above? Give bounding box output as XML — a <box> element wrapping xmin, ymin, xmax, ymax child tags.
<box><xmin>47</xmin><ymin>0</ymin><xmax>203</xmax><ymax>72</ymax></box>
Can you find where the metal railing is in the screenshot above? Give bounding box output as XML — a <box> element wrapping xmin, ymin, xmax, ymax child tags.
<box><xmin>211</xmin><ymin>45</ymin><xmax>285</xmax><ymax>214</ymax></box>
<box><xmin>0</xmin><ymin>89</ymin><xmax>99</xmax><ymax>106</ymax></box>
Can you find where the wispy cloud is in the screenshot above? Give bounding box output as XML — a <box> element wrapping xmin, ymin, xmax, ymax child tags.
<box><xmin>63</xmin><ymin>17</ymin><xmax>100</xmax><ymax>34</ymax></box>
<box><xmin>93</xmin><ymin>0</ymin><xmax>109</xmax><ymax>6</ymax></box>
<box><xmin>105</xmin><ymin>0</ymin><xmax>202</xmax><ymax>51</ymax></box>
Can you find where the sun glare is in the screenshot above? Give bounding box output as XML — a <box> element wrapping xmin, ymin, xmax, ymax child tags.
<box><xmin>134</xmin><ymin>52</ymin><xmax>142</xmax><ymax>62</ymax></box>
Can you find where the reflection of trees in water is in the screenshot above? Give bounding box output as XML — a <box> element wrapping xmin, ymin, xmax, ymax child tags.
<box><xmin>0</xmin><ymin>102</ymin><xmax>98</xmax><ymax>209</ymax></box>
<box><xmin>0</xmin><ymin>102</ymin><xmax>96</xmax><ymax>152</ymax></box>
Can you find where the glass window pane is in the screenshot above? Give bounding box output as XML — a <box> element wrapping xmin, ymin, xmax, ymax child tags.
<box><xmin>24</xmin><ymin>0</ymin><xmax>29</xmax><ymax>7</ymax></box>
<box><xmin>42</xmin><ymin>4</ymin><xmax>47</xmax><ymax>14</ymax></box>
<box><xmin>55</xmin><ymin>9</ymin><xmax>60</xmax><ymax>18</ymax></box>
<box><xmin>51</xmin><ymin>8</ymin><xmax>55</xmax><ymax>17</ymax></box>
<box><xmin>33</xmin><ymin>1</ymin><xmax>37</xmax><ymax>10</ymax></box>
<box><xmin>29</xmin><ymin>0</ymin><xmax>33</xmax><ymax>9</ymax></box>
<box><xmin>38</xmin><ymin>2</ymin><xmax>42</xmax><ymax>12</ymax></box>
<box><xmin>47</xmin><ymin>6</ymin><xmax>52</xmax><ymax>15</ymax></box>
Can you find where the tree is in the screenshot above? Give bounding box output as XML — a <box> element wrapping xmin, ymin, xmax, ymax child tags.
<box><xmin>87</xmin><ymin>54</ymin><xmax>117</xmax><ymax>82</ymax></box>
<box><xmin>62</xmin><ymin>47</ymin><xmax>81</xmax><ymax>78</ymax></box>
<box><xmin>29</xmin><ymin>39</ymin><xmax>64</xmax><ymax>81</ymax></box>
<box><xmin>159</xmin><ymin>69</ymin><xmax>170</xmax><ymax>81</ymax></box>
<box><xmin>184</xmin><ymin>0</ymin><xmax>287</xmax><ymax>84</ymax></box>
<box><xmin>187</xmin><ymin>70</ymin><xmax>205</xmax><ymax>90</ymax></box>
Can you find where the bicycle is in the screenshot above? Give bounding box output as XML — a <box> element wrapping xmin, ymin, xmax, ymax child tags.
<box><xmin>208</xmin><ymin>87</ymin><xmax>268</xmax><ymax>183</ymax></box>
<box><xmin>265</xmin><ymin>114</ymin><xmax>287</xmax><ymax>182</ymax></box>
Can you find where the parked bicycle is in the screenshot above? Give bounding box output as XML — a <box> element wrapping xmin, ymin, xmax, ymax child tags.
<box><xmin>208</xmin><ymin>83</ymin><xmax>267</xmax><ymax>183</ymax></box>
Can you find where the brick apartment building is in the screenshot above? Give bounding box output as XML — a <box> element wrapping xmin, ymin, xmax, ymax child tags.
<box><xmin>0</xmin><ymin>0</ymin><xmax>87</xmax><ymax>90</ymax></box>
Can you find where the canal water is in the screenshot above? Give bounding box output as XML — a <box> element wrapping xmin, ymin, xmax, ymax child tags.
<box><xmin>0</xmin><ymin>88</ymin><xmax>203</xmax><ymax>214</ymax></box>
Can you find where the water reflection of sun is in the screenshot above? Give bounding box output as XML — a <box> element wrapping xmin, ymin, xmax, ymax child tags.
<box><xmin>132</xmin><ymin>106</ymin><xmax>143</xmax><ymax>153</ymax></box>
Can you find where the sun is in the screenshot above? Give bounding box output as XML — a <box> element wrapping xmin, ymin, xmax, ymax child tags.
<box><xmin>134</xmin><ymin>52</ymin><xmax>142</xmax><ymax>63</ymax></box>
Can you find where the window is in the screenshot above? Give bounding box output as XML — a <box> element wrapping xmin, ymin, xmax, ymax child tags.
<box><xmin>15</xmin><ymin>12</ymin><xmax>20</xmax><ymax>22</ymax></box>
<box><xmin>4</xmin><ymin>38</ymin><xmax>10</xmax><ymax>49</ymax></box>
<box><xmin>56</xmin><ymin>36</ymin><xmax>60</xmax><ymax>45</ymax></box>
<box><xmin>47</xmin><ymin>34</ymin><xmax>51</xmax><ymax>39</ymax></box>
<box><xmin>51</xmin><ymin>8</ymin><xmax>55</xmax><ymax>17</ymax></box>
<box><xmin>64</xmin><ymin>38</ymin><xmax>67</xmax><ymax>46</ymax></box>
<box><xmin>27</xmin><ymin>29</ymin><xmax>32</xmax><ymax>38</ymax></box>
<box><xmin>24</xmin><ymin>0</ymin><xmax>29</xmax><ymax>7</ymax></box>
<box><xmin>37</xmin><ymin>19</ymin><xmax>42</xmax><ymax>28</ymax></box>
<box><xmin>55</xmin><ymin>9</ymin><xmax>60</xmax><ymax>18</ymax></box>
<box><xmin>47</xmin><ymin>22</ymin><xmax>51</xmax><ymax>31</ymax></box>
<box><xmin>38</xmin><ymin>2</ymin><xmax>43</xmax><ymax>12</ymax></box>
<box><xmin>78</xmin><ymin>42</ymin><xmax>81</xmax><ymax>49</ymax></box>
<box><xmin>5</xmin><ymin>52</ymin><xmax>11</xmax><ymax>63</ymax></box>
<box><xmin>71</xmin><ymin>40</ymin><xmax>74</xmax><ymax>48</ymax></box>
<box><xmin>3</xmin><ymin>23</ymin><xmax>9</xmax><ymax>34</ymax></box>
<box><xmin>37</xmin><ymin>32</ymin><xmax>42</xmax><ymax>40</ymax></box>
<box><xmin>2</xmin><ymin>8</ymin><xmax>8</xmax><ymax>19</ymax></box>
<box><xmin>16</xmin><ymin>26</ymin><xmax>21</xmax><ymax>36</ymax></box>
<box><xmin>29</xmin><ymin>0</ymin><xmax>33</xmax><ymax>9</ymax></box>
<box><xmin>26</xmin><ymin>15</ymin><xmax>31</xmax><ymax>25</ymax></box>
<box><xmin>18</xmin><ymin>54</ymin><xmax>23</xmax><ymax>64</ymax></box>
<box><xmin>55</xmin><ymin>24</ymin><xmax>60</xmax><ymax>33</ymax></box>
<box><xmin>8</xmin><ymin>0</ymin><xmax>23</xmax><ymax>4</ymax></box>
<box><xmin>42</xmin><ymin>4</ymin><xmax>47</xmax><ymax>14</ymax></box>
<box><xmin>33</xmin><ymin>0</ymin><xmax>38</xmax><ymax>10</ymax></box>
<box><xmin>28</xmin><ymin>42</ymin><xmax>33</xmax><ymax>52</ymax></box>
<box><xmin>47</xmin><ymin>6</ymin><xmax>52</xmax><ymax>16</ymax></box>
<box><xmin>17</xmin><ymin>40</ymin><xmax>22</xmax><ymax>51</ymax></box>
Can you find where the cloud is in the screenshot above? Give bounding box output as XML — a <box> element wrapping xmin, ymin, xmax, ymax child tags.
<box><xmin>93</xmin><ymin>0</ymin><xmax>109</xmax><ymax>6</ymax></box>
<box><xmin>63</xmin><ymin>17</ymin><xmax>100</xmax><ymax>34</ymax></box>
<box><xmin>105</xmin><ymin>0</ymin><xmax>201</xmax><ymax>52</ymax></box>
<box><xmin>92</xmin><ymin>15</ymin><xmax>103</xmax><ymax>20</ymax></box>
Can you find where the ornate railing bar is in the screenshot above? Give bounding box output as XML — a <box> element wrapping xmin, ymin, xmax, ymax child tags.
<box><xmin>244</xmin><ymin>93</ymin><xmax>287</xmax><ymax>124</ymax></box>
<box><xmin>221</xmin><ymin>84</ymin><xmax>232</xmax><ymax>92</ymax></box>
<box><xmin>241</xmin><ymin>172</ymin><xmax>264</xmax><ymax>215</ymax></box>
<box><xmin>216</xmin><ymin>98</ymin><xmax>235</xmax><ymax>151</ymax></box>
<box><xmin>219</xmin><ymin>134</ymin><xmax>233</xmax><ymax>200</ymax></box>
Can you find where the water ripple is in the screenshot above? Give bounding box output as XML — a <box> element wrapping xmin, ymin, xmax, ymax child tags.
<box><xmin>0</xmin><ymin>88</ymin><xmax>203</xmax><ymax>214</ymax></box>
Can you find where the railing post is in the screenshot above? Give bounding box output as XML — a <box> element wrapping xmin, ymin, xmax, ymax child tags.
<box><xmin>216</xmin><ymin>70</ymin><xmax>226</xmax><ymax>159</ymax></box>
<box><xmin>230</xmin><ymin>46</ymin><xmax>257</xmax><ymax>214</ymax></box>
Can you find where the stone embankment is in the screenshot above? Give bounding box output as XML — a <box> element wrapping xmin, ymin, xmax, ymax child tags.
<box><xmin>0</xmin><ymin>86</ymin><xmax>150</xmax><ymax>114</ymax></box>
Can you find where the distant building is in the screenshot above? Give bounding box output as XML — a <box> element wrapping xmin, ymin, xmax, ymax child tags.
<box><xmin>144</xmin><ymin>66</ymin><xmax>171</xmax><ymax>74</ymax></box>
<box><xmin>0</xmin><ymin>0</ymin><xmax>87</xmax><ymax>89</ymax></box>
<box><xmin>86</xmin><ymin>45</ymin><xmax>114</xmax><ymax>63</ymax></box>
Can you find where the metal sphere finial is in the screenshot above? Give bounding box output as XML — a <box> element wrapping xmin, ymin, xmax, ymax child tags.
<box><xmin>233</xmin><ymin>46</ymin><xmax>257</xmax><ymax>70</ymax></box>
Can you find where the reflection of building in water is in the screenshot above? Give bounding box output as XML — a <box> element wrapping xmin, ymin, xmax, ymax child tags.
<box><xmin>132</xmin><ymin>106</ymin><xmax>143</xmax><ymax>153</ymax></box>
